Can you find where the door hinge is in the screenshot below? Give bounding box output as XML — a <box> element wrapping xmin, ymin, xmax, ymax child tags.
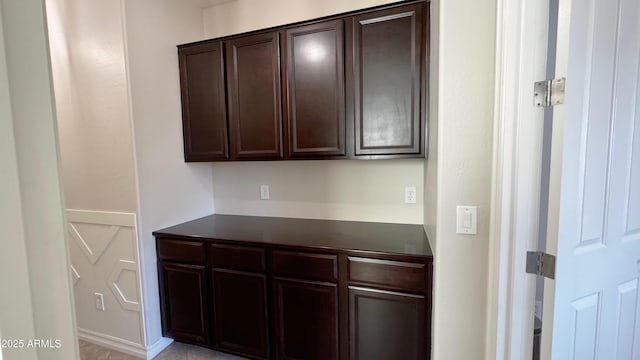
<box><xmin>526</xmin><ymin>251</ymin><xmax>556</xmax><ymax>279</ymax></box>
<box><xmin>534</xmin><ymin>78</ymin><xmax>565</xmax><ymax>107</ymax></box>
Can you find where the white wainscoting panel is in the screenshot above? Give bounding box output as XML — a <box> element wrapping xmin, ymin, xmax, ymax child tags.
<box><xmin>71</xmin><ymin>265</ymin><xmax>81</xmax><ymax>286</ymax></box>
<box><xmin>77</xmin><ymin>328</ymin><xmax>147</xmax><ymax>358</ymax></box>
<box><xmin>66</xmin><ymin>209</ymin><xmax>145</xmax><ymax>352</ymax></box>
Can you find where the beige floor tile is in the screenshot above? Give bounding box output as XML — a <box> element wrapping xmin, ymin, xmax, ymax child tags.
<box><xmin>78</xmin><ymin>340</ymin><xmax>142</xmax><ymax>360</ymax></box>
<box><xmin>78</xmin><ymin>339</ymin><xmax>249</xmax><ymax>360</ymax></box>
<box><xmin>153</xmin><ymin>341</ymin><xmax>188</xmax><ymax>360</ymax></box>
<box><xmin>185</xmin><ymin>344</ymin><xmax>247</xmax><ymax>359</ymax></box>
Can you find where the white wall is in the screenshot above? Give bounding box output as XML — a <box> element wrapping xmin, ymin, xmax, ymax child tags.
<box><xmin>424</xmin><ymin>0</ymin><xmax>439</xmax><ymax>252</ymax></box>
<box><xmin>0</xmin><ymin>0</ymin><xmax>78</xmax><ymax>358</ymax></box>
<box><xmin>46</xmin><ymin>0</ymin><xmax>145</xmax><ymax>353</ymax></box>
<box><xmin>47</xmin><ymin>0</ymin><xmax>138</xmax><ymax>213</ymax></box>
<box><xmin>213</xmin><ymin>160</ymin><xmax>424</xmax><ymax>224</ymax></box>
<box><xmin>203</xmin><ymin>0</ymin><xmax>401</xmax><ymax>38</ymax></box>
<box><xmin>0</xmin><ymin>5</ymin><xmax>39</xmax><ymax>359</ymax></box>
<box><xmin>429</xmin><ymin>0</ymin><xmax>496</xmax><ymax>358</ymax></box>
<box><xmin>123</xmin><ymin>0</ymin><xmax>215</xmax><ymax>348</ymax></box>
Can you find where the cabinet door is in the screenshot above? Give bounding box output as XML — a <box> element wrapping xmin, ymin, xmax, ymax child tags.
<box><xmin>226</xmin><ymin>32</ymin><xmax>283</xmax><ymax>160</ymax></box>
<box><xmin>274</xmin><ymin>278</ymin><xmax>338</xmax><ymax>360</ymax></box>
<box><xmin>283</xmin><ymin>20</ymin><xmax>346</xmax><ymax>158</ymax></box>
<box><xmin>348</xmin><ymin>3</ymin><xmax>426</xmax><ymax>156</ymax></box>
<box><xmin>178</xmin><ymin>42</ymin><xmax>228</xmax><ymax>161</ymax></box>
<box><xmin>159</xmin><ymin>262</ymin><xmax>209</xmax><ymax>346</ymax></box>
<box><xmin>212</xmin><ymin>269</ymin><xmax>269</xmax><ymax>359</ymax></box>
<box><xmin>349</xmin><ymin>287</ymin><xmax>426</xmax><ymax>360</ymax></box>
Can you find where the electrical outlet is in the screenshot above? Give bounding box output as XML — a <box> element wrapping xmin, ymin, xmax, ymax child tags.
<box><xmin>94</xmin><ymin>293</ymin><xmax>105</xmax><ymax>311</ymax></box>
<box><xmin>404</xmin><ymin>186</ymin><xmax>417</xmax><ymax>204</ymax></box>
<box><xmin>260</xmin><ymin>185</ymin><xmax>270</xmax><ymax>200</ymax></box>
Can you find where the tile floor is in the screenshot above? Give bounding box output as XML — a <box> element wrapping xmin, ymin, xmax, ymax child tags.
<box><xmin>79</xmin><ymin>340</ymin><xmax>248</xmax><ymax>360</ymax></box>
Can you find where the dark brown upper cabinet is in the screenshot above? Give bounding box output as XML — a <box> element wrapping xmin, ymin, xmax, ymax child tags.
<box><xmin>347</xmin><ymin>2</ymin><xmax>426</xmax><ymax>157</ymax></box>
<box><xmin>226</xmin><ymin>32</ymin><xmax>283</xmax><ymax>160</ymax></box>
<box><xmin>282</xmin><ymin>20</ymin><xmax>346</xmax><ymax>159</ymax></box>
<box><xmin>177</xmin><ymin>0</ymin><xmax>428</xmax><ymax>162</ymax></box>
<box><xmin>178</xmin><ymin>42</ymin><xmax>228</xmax><ymax>161</ymax></box>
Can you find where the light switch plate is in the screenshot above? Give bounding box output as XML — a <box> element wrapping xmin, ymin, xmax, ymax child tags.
<box><xmin>260</xmin><ymin>185</ymin><xmax>270</xmax><ymax>200</ymax></box>
<box><xmin>456</xmin><ymin>206</ymin><xmax>477</xmax><ymax>234</ymax></box>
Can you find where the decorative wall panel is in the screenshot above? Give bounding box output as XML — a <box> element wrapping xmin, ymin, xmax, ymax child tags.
<box><xmin>66</xmin><ymin>209</ymin><xmax>145</xmax><ymax>352</ymax></box>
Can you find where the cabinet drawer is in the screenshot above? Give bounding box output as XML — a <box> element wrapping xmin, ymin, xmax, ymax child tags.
<box><xmin>209</xmin><ymin>244</ymin><xmax>266</xmax><ymax>272</ymax></box>
<box><xmin>157</xmin><ymin>238</ymin><xmax>206</xmax><ymax>264</ymax></box>
<box><xmin>348</xmin><ymin>257</ymin><xmax>425</xmax><ymax>293</ymax></box>
<box><xmin>273</xmin><ymin>250</ymin><xmax>337</xmax><ymax>282</ymax></box>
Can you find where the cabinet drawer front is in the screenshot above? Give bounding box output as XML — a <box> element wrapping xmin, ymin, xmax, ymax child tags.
<box><xmin>209</xmin><ymin>244</ymin><xmax>266</xmax><ymax>272</ymax></box>
<box><xmin>348</xmin><ymin>257</ymin><xmax>425</xmax><ymax>293</ymax></box>
<box><xmin>273</xmin><ymin>250</ymin><xmax>337</xmax><ymax>282</ymax></box>
<box><xmin>157</xmin><ymin>238</ymin><xmax>206</xmax><ymax>264</ymax></box>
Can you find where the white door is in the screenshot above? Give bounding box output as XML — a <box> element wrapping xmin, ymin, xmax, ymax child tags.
<box><xmin>542</xmin><ymin>0</ymin><xmax>640</xmax><ymax>358</ymax></box>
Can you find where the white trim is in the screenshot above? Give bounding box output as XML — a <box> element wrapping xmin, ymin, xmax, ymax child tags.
<box><xmin>119</xmin><ymin>0</ymin><xmax>152</xmax><ymax>348</ymax></box>
<box><xmin>541</xmin><ymin>0</ymin><xmax>572</xmax><ymax>357</ymax></box>
<box><xmin>486</xmin><ymin>0</ymin><xmax>526</xmax><ymax>357</ymax></box>
<box><xmin>485</xmin><ymin>0</ymin><xmax>514</xmax><ymax>357</ymax></box>
<box><xmin>145</xmin><ymin>337</ymin><xmax>174</xmax><ymax>360</ymax></box>
<box><xmin>487</xmin><ymin>0</ymin><xmax>551</xmax><ymax>358</ymax></box>
<box><xmin>66</xmin><ymin>209</ymin><xmax>137</xmax><ymax>227</ymax></box>
<box><xmin>108</xmin><ymin>259</ymin><xmax>143</xmax><ymax>312</ymax></box>
<box><xmin>78</xmin><ymin>329</ymin><xmax>173</xmax><ymax>359</ymax></box>
<box><xmin>78</xmin><ymin>328</ymin><xmax>146</xmax><ymax>358</ymax></box>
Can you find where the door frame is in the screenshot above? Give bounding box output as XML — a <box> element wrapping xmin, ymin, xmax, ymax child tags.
<box><xmin>486</xmin><ymin>0</ymin><xmax>553</xmax><ymax>358</ymax></box>
<box><xmin>540</xmin><ymin>0</ymin><xmax>572</xmax><ymax>357</ymax></box>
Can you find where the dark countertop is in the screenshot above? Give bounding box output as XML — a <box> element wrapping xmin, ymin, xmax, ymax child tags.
<box><xmin>153</xmin><ymin>214</ymin><xmax>432</xmax><ymax>259</ymax></box>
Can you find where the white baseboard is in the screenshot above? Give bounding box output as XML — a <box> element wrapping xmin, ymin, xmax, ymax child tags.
<box><xmin>78</xmin><ymin>328</ymin><xmax>146</xmax><ymax>359</ymax></box>
<box><xmin>78</xmin><ymin>329</ymin><xmax>173</xmax><ymax>359</ymax></box>
<box><xmin>145</xmin><ymin>337</ymin><xmax>173</xmax><ymax>359</ymax></box>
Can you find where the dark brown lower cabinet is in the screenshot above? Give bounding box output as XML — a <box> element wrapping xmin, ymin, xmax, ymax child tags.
<box><xmin>156</xmin><ymin>218</ymin><xmax>433</xmax><ymax>360</ymax></box>
<box><xmin>159</xmin><ymin>262</ymin><xmax>209</xmax><ymax>346</ymax></box>
<box><xmin>349</xmin><ymin>287</ymin><xmax>426</xmax><ymax>360</ymax></box>
<box><xmin>274</xmin><ymin>277</ymin><xmax>339</xmax><ymax>360</ymax></box>
<box><xmin>211</xmin><ymin>268</ymin><xmax>269</xmax><ymax>359</ymax></box>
